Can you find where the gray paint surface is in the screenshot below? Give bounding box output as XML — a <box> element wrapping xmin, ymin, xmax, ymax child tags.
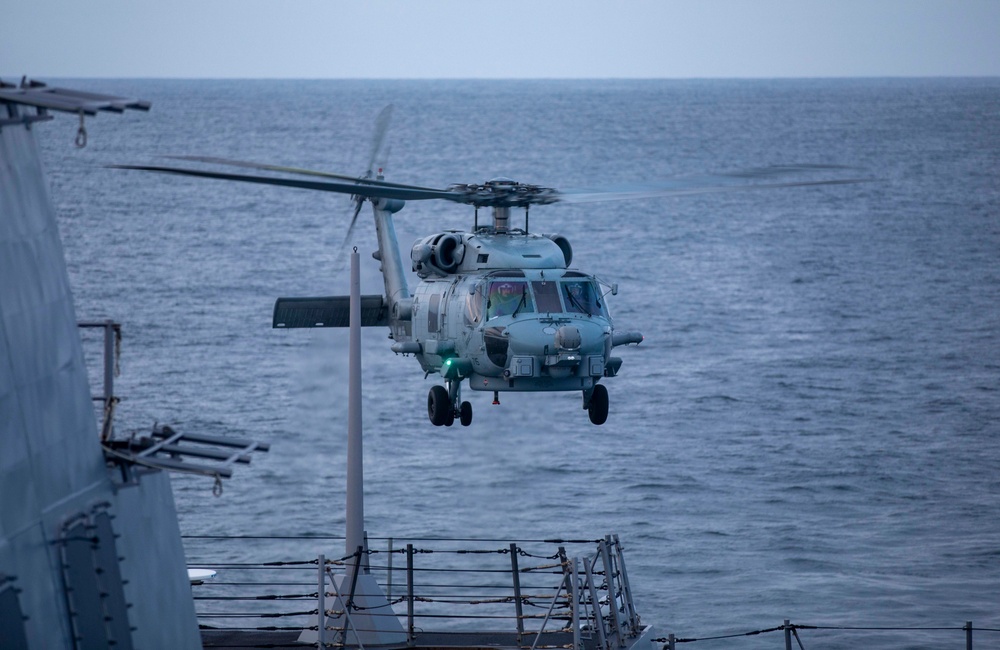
<box><xmin>1</xmin><ymin>99</ymin><xmax>200</xmax><ymax>648</ymax></box>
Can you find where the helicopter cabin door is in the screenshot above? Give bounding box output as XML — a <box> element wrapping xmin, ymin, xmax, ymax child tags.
<box><xmin>427</xmin><ymin>293</ymin><xmax>441</xmax><ymax>336</ymax></box>
<box><xmin>435</xmin><ymin>280</ymin><xmax>459</xmax><ymax>340</ymax></box>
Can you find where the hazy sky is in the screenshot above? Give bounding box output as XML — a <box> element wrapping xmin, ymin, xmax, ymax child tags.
<box><xmin>3</xmin><ymin>0</ymin><xmax>999</xmax><ymax>79</ymax></box>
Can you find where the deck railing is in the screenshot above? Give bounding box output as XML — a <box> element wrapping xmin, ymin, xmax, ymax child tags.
<box><xmin>184</xmin><ymin>534</ymin><xmax>645</xmax><ymax>649</ymax></box>
<box><xmin>655</xmin><ymin>619</ymin><xmax>1000</xmax><ymax>649</ymax></box>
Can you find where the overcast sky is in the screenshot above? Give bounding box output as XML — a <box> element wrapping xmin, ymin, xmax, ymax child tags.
<box><xmin>3</xmin><ymin>0</ymin><xmax>999</xmax><ymax>79</ymax></box>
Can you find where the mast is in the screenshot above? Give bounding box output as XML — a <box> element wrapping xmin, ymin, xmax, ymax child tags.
<box><xmin>345</xmin><ymin>247</ymin><xmax>364</xmax><ymax>568</ymax></box>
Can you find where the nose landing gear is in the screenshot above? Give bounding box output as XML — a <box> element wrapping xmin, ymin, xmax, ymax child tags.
<box><xmin>428</xmin><ymin>380</ymin><xmax>473</xmax><ymax>427</ymax></box>
<box><xmin>584</xmin><ymin>383</ymin><xmax>609</xmax><ymax>425</ymax></box>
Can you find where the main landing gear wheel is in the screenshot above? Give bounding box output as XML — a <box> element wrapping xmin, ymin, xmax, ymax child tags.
<box><xmin>429</xmin><ymin>384</ymin><xmax>472</xmax><ymax>427</ymax></box>
<box><xmin>428</xmin><ymin>385</ymin><xmax>450</xmax><ymax>426</ymax></box>
<box><xmin>587</xmin><ymin>383</ymin><xmax>609</xmax><ymax>425</ymax></box>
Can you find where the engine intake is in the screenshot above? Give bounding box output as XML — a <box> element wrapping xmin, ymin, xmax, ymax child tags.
<box><xmin>412</xmin><ymin>233</ymin><xmax>466</xmax><ymax>277</ymax></box>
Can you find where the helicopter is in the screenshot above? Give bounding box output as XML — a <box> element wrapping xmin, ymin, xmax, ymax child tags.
<box><xmin>116</xmin><ymin>107</ymin><xmax>863</xmax><ymax>427</ymax></box>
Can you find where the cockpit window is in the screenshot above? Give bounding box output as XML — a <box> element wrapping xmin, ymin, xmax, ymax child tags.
<box><xmin>531</xmin><ymin>281</ymin><xmax>563</xmax><ymax>313</ymax></box>
<box><xmin>563</xmin><ymin>280</ymin><xmax>603</xmax><ymax>316</ymax></box>
<box><xmin>486</xmin><ymin>280</ymin><xmax>534</xmax><ymax>319</ymax></box>
<box><xmin>466</xmin><ymin>283</ymin><xmax>485</xmax><ymax>324</ymax></box>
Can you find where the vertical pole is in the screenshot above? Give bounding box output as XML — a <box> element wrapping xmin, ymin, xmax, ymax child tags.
<box><xmin>406</xmin><ymin>544</ymin><xmax>415</xmax><ymax>646</ymax></box>
<box><xmin>611</xmin><ymin>535</ymin><xmax>638</xmax><ymax>633</ymax></box>
<box><xmin>966</xmin><ymin>620</ymin><xmax>973</xmax><ymax>650</ymax></box>
<box><xmin>346</xmin><ymin>248</ymin><xmax>364</xmax><ymax>577</ymax></box>
<box><xmin>102</xmin><ymin>320</ymin><xmax>115</xmax><ymax>440</ymax></box>
<box><xmin>510</xmin><ymin>543</ymin><xmax>525</xmax><ymax>645</ymax></box>
<box><xmin>598</xmin><ymin>538</ymin><xmax>623</xmax><ymax>646</ymax></box>
<box><xmin>387</xmin><ymin>537</ymin><xmax>394</xmax><ymax>601</ymax></box>
<box><xmin>317</xmin><ymin>554</ymin><xmax>326</xmax><ymax>650</ymax></box>
<box><xmin>667</xmin><ymin>634</ymin><xmax>675</xmax><ymax>650</ymax></box>
<box><xmin>583</xmin><ymin>556</ymin><xmax>608</xmax><ymax>650</ymax></box>
<box><xmin>570</xmin><ymin>558</ymin><xmax>581</xmax><ymax>650</ymax></box>
<box><xmin>784</xmin><ymin>620</ymin><xmax>792</xmax><ymax>650</ymax></box>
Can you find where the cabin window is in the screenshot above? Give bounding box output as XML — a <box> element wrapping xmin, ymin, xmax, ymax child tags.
<box><xmin>531</xmin><ymin>281</ymin><xmax>563</xmax><ymax>313</ymax></box>
<box><xmin>486</xmin><ymin>280</ymin><xmax>534</xmax><ymax>319</ymax></box>
<box><xmin>428</xmin><ymin>294</ymin><xmax>440</xmax><ymax>333</ymax></box>
<box><xmin>563</xmin><ymin>280</ymin><xmax>604</xmax><ymax>316</ymax></box>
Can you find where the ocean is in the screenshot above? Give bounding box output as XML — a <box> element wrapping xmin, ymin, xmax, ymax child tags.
<box><xmin>39</xmin><ymin>78</ymin><xmax>1000</xmax><ymax>648</ymax></box>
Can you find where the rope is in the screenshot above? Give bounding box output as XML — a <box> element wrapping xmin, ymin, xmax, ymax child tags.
<box><xmin>198</xmin><ymin>610</ymin><xmax>318</xmax><ymax>618</ymax></box>
<box><xmin>193</xmin><ymin>593</ymin><xmax>317</xmax><ymax>601</ymax></box>
<box><xmin>654</xmin><ymin>622</ymin><xmax>997</xmax><ymax>645</ymax></box>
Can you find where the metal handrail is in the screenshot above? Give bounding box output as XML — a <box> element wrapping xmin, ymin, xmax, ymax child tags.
<box><xmin>184</xmin><ymin>534</ymin><xmax>643</xmax><ymax>649</ymax></box>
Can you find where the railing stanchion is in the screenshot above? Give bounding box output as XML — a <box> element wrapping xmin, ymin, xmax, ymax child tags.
<box><xmin>510</xmin><ymin>543</ymin><xmax>525</xmax><ymax>646</ymax></box>
<box><xmin>966</xmin><ymin>620</ymin><xmax>973</xmax><ymax>650</ymax></box>
<box><xmin>317</xmin><ymin>554</ymin><xmax>326</xmax><ymax>650</ymax></box>
<box><xmin>387</xmin><ymin>537</ymin><xmax>394</xmax><ymax>601</ymax></box>
<box><xmin>612</xmin><ymin>534</ymin><xmax>638</xmax><ymax>633</ymax></box>
<box><xmin>571</xmin><ymin>558</ymin><xmax>581</xmax><ymax>650</ymax></box>
<box><xmin>406</xmin><ymin>543</ymin><xmax>415</xmax><ymax>646</ymax></box>
<box><xmin>583</xmin><ymin>555</ymin><xmax>608</xmax><ymax>650</ymax></box>
<box><xmin>667</xmin><ymin>633</ymin><xmax>675</xmax><ymax>650</ymax></box>
<box><xmin>599</xmin><ymin>537</ymin><xmax>623</xmax><ymax>646</ymax></box>
<box><xmin>784</xmin><ymin>620</ymin><xmax>792</xmax><ymax>650</ymax></box>
<box><xmin>102</xmin><ymin>319</ymin><xmax>115</xmax><ymax>439</ymax></box>
<box><xmin>529</xmin><ymin>568</ymin><xmax>571</xmax><ymax>650</ymax></box>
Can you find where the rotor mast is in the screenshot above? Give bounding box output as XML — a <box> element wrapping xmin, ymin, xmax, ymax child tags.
<box><xmin>492</xmin><ymin>206</ymin><xmax>511</xmax><ymax>233</ymax></box>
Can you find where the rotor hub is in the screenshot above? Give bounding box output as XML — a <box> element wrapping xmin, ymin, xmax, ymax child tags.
<box><xmin>447</xmin><ymin>178</ymin><xmax>559</xmax><ymax>208</ymax></box>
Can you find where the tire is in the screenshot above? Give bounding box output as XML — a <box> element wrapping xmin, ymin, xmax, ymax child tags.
<box><xmin>588</xmin><ymin>383</ymin><xmax>609</xmax><ymax>425</ymax></box>
<box><xmin>460</xmin><ymin>401</ymin><xmax>473</xmax><ymax>426</ymax></box>
<box><xmin>428</xmin><ymin>385</ymin><xmax>450</xmax><ymax>426</ymax></box>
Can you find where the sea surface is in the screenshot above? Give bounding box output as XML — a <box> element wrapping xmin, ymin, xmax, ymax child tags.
<box><xmin>39</xmin><ymin>78</ymin><xmax>1000</xmax><ymax>648</ymax></box>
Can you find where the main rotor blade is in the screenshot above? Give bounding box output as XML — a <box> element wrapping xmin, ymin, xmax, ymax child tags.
<box><xmin>114</xmin><ymin>162</ymin><xmax>868</xmax><ymax>209</ymax></box>
<box><xmin>167</xmin><ymin>155</ymin><xmax>364</xmax><ymax>183</ymax></box>
<box><xmin>365</xmin><ymin>104</ymin><xmax>393</xmax><ymax>177</ymax></box>
<box><xmin>557</xmin><ymin>178</ymin><xmax>868</xmax><ymax>204</ymax></box>
<box><xmin>556</xmin><ymin>165</ymin><xmax>870</xmax><ymax>204</ymax></box>
<box><xmin>111</xmin><ymin>164</ymin><xmax>466</xmax><ymax>203</ymax></box>
<box><xmin>165</xmin><ymin>155</ymin><xmax>443</xmax><ymax>193</ymax></box>
<box><xmin>342</xmin><ymin>198</ymin><xmax>365</xmax><ymax>248</ymax></box>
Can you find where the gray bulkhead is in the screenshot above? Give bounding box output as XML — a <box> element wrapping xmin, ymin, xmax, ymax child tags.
<box><xmin>0</xmin><ymin>88</ymin><xmax>200</xmax><ymax>649</ymax></box>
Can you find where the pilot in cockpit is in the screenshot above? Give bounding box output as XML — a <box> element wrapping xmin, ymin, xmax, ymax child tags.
<box><xmin>488</xmin><ymin>281</ymin><xmax>526</xmax><ymax>318</ymax></box>
<box><xmin>564</xmin><ymin>281</ymin><xmax>599</xmax><ymax>315</ymax></box>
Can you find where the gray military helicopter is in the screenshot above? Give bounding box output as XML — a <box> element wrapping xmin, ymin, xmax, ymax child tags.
<box><xmin>117</xmin><ymin>107</ymin><xmax>861</xmax><ymax>427</ymax></box>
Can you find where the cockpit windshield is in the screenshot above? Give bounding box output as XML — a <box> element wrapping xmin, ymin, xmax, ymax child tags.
<box><xmin>486</xmin><ymin>280</ymin><xmax>534</xmax><ymax>319</ymax></box>
<box><xmin>562</xmin><ymin>280</ymin><xmax>604</xmax><ymax>316</ymax></box>
<box><xmin>483</xmin><ymin>277</ymin><xmax>605</xmax><ymax>320</ymax></box>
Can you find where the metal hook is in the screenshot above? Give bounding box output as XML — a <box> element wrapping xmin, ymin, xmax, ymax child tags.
<box><xmin>74</xmin><ymin>110</ymin><xmax>87</xmax><ymax>148</ymax></box>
